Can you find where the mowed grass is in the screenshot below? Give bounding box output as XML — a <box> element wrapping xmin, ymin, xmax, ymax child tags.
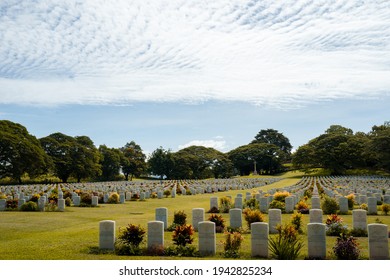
<box><xmin>0</xmin><ymin>177</ymin><xmax>389</xmax><ymax>260</ymax></box>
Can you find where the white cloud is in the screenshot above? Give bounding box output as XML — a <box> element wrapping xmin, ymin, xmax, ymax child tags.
<box><xmin>178</xmin><ymin>137</ymin><xmax>228</xmax><ymax>152</ymax></box>
<box><xmin>0</xmin><ymin>0</ymin><xmax>389</xmax><ymax>108</ymax></box>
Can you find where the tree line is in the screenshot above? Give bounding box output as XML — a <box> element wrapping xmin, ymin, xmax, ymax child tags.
<box><xmin>0</xmin><ymin>120</ymin><xmax>389</xmax><ymax>183</ymax></box>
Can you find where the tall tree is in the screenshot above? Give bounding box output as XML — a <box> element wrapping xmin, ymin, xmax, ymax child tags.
<box><xmin>0</xmin><ymin>120</ymin><xmax>51</xmax><ymax>183</ymax></box>
<box><xmin>251</xmin><ymin>129</ymin><xmax>292</xmax><ymax>156</ymax></box>
<box><xmin>366</xmin><ymin>122</ymin><xmax>390</xmax><ymax>172</ymax></box>
<box><xmin>228</xmin><ymin>143</ymin><xmax>287</xmax><ymax>175</ymax></box>
<box><xmin>148</xmin><ymin>147</ymin><xmax>175</xmax><ymax>179</ymax></box>
<box><xmin>40</xmin><ymin>133</ymin><xmax>101</xmax><ymax>182</ymax></box>
<box><xmin>120</xmin><ymin>141</ymin><xmax>147</xmax><ymax>181</ymax></box>
<box><xmin>99</xmin><ymin>145</ymin><xmax>122</xmax><ymax>181</ymax></box>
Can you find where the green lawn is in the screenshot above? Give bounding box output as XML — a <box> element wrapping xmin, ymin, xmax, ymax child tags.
<box><xmin>0</xmin><ymin>177</ymin><xmax>389</xmax><ymax>260</ymax></box>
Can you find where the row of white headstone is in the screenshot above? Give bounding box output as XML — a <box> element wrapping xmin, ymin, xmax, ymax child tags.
<box><xmin>99</xmin><ymin>207</ymin><xmax>389</xmax><ymax>259</ymax></box>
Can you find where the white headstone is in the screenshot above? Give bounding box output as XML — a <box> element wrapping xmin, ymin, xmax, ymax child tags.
<box><xmin>353</xmin><ymin>209</ymin><xmax>367</xmax><ymax>231</ymax></box>
<box><xmin>99</xmin><ymin>220</ymin><xmax>116</xmax><ymax>250</ymax></box>
<box><xmin>147</xmin><ymin>221</ymin><xmax>164</xmax><ymax>250</ymax></box>
<box><xmin>309</xmin><ymin>209</ymin><xmax>323</xmax><ymax>223</ymax></box>
<box><xmin>192</xmin><ymin>208</ymin><xmax>205</xmax><ymax>231</ymax></box>
<box><xmin>58</xmin><ymin>199</ymin><xmax>65</xmax><ymax>212</ymax></box>
<box><xmin>268</xmin><ymin>209</ymin><xmax>282</xmax><ymax>234</ymax></box>
<box><xmin>198</xmin><ymin>221</ymin><xmax>216</xmax><ymax>256</ymax></box>
<box><xmin>251</xmin><ymin>222</ymin><xmax>268</xmax><ymax>258</ymax></box>
<box><xmin>367</xmin><ymin>197</ymin><xmax>377</xmax><ymax>215</ymax></box>
<box><xmin>155</xmin><ymin>207</ymin><xmax>168</xmax><ymax>230</ymax></box>
<box><xmin>229</xmin><ymin>208</ymin><xmax>242</xmax><ymax>229</ymax></box>
<box><xmin>368</xmin><ymin>224</ymin><xmax>389</xmax><ymax>260</ymax></box>
<box><xmin>307</xmin><ymin>223</ymin><xmax>326</xmax><ymax>259</ymax></box>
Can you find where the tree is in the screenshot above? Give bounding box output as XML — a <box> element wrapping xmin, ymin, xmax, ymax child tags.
<box><xmin>252</xmin><ymin>129</ymin><xmax>293</xmax><ymax>156</ymax></box>
<box><xmin>120</xmin><ymin>141</ymin><xmax>147</xmax><ymax>181</ymax></box>
<box><xmin>292</xmin><ymin>125</ymin><xmax>369</xmax><ymax>175</ymax></box>
<box><xmin>366</xmin><ymin>122</ymin><xmax>390</xmax><ymax>172</ymax></box>
<box><xmin>99</xmin><ymin>145</ymin><xmax>122</xmax><ymax>181</ymax></box>
<box><xmin>148</xmin><ymin>147</ymin><xmax>175</xmax><ymax>179</ymax></box>
<box><xmin>0</xmin><ymin>120</ymin><xmax>51</xmax><ymax>183</ymax></box>
<box><xmin>40</xmin><ymin>133</ymin><xmax>101</xmax><ymax>182</ymax></box>
<box><xmin>228</xmin><ymin>143</ymin><xmax>287</xmax><ymax>175</ymax></box>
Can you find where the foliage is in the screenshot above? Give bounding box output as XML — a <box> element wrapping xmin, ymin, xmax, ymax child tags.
<box><xmin>80</xmin><ymin>193</ymin><xmax>92</xmax><ymax>205</ymax></box>
<box><xmin>0</xmin><ymin>120</ymin><xmax>51</xmax><ymax>183</ymax></box>
<box><xmin>321</xmin><ymin>196</ymin><xmax>339</xmax><ymax>214</ymax></box>
<box><xmin>332</xmin><ymin>233</ymin><xmax>360</xmax><ymax>260</ymax></box>
<box><xmin>208</xmin><ymin>214</ymin><xmax>226</xmax><ymax>233</ymax></box>
<box><xmin>44</xmin><ymin>201</ymin><xmax>58</xmax><ymax>212</ymax></box>
<box><xmin>207</xmin><ymin>206</ymin><xmax>219</xmax><ymax>213</ymax></box>
<box><xmin>360</xmin><ymin>203</ymin><xmax>368</xmax><ymax>211</ymax></box>
<box><xmin>222</xmin><ymin>231</ymin><xmax>244</xmax><ymax>258</ymax></box>
<box><xmin>273</xmin><ymin>191</ymin><xmax>290</xmax><ymax>202</ymax></box>
<box><xmin>6</xmin><ymin>199</ymin><xmax>18</xmax><ymax>209</ymax></box>
<box><xmin>325</xmin><ymin>214</ymin><xmax>348</xmax><ymax>236</ymax></box>
<box><xmin>120</xmin><ymin>141</ymin><xmax>147</xmax><ymax>181</ymax></box>
<box><xmin>107</xmin><ymin>193</ymin><xmax>120</xmax><ymax>204</ymax></box>
<box><xmin>268</xmin><ymin>224</ymin><xmax>304</xmax><ymax>260</ymax></box>
<box><xmin>40</xmin><ymin>133</ymin><xmax>101</xmax><ymax>183</ymax></box>
<box><xmin>251</xmin><ymin>128</ymin><xmax>292</xmax><ymax>155</ymax></box>
<box><xmin>290</xmin><ymin>212</ymin><xmax>304</xmax><ymax>233</ymax></box>
<box><xmin>164</xmin><ymin>245</ymin><xmax>199</xmax><ymax>257</ymax></box>
<box><xmin>346</xmin><ymin>194</ymin><xmax>355</xmax><ymax>209</ymax></box>
<box><xmin>29</xmin><ymin>194</ymin><xmax>40</xmax><ymax>202</ymax></box>
<box><xmin>349</xmin><ymin>228</ymin><xmax>368</xmax><ymax>237</ymax></box>
<box><xmin>228</xmin><ymin>143</ymin><xmax>287</xmax><ymax>175</ymax></box>
<box><xmin>98</xmin><ymin>145</ymin><xmax>122</xmax><ymax>181</ymax></box>
<box><xmin>172</xmin><ymin>224</ymin><xmax>195</xmax><ymax>246</ymax></box>
<box><xmin>243</xmin><ymin>197</ymin><xmax>259</xmax><ymax>210</ymax></box>
<box><xmin>65</xmin><ymin>197</ymin><xmax>72</xmax><ymax>206</ymax></box>
<box><xmin>219</xmin><ymin>196</ymin><xmax>233</xmax><ymax>213</ymax></box>
<box><xmin>118</xmin><ymin>224</ymin><xmax>145</xmax><ymax>248</ymax></box>
<box><xmin>269</xmin><ymin>200</ymin><xmax>285</xmax><ymax>212</ymax></box>
<box><xmin>20</xmin><ymin>201</ymin><xmax>38</xmax><ymax>211</ymax></box>
<box><xmin>173</xmin><ymin>210</ymin><xmax>187</xmax><ymax>226</ymax></box>
<box><xmin>243</xmin><ymin>208</ymin><xmax>265</xmax><ymax>230</ymax></box>
<box><xmin>381</xmin><ymin>204</ymin><xmax>390</xmax><ymax>215</ymax></box>
<box><xmin>163</xmin><ymin>189</ymin><xmax>171</xmax><ymax>198</ymax></box>
<box><xmin>295</xmin><ymin>200</ymin><xmax>309</xmax><ymax>214</ymax></box>
<box><xmin>147</xmin><ymin>147</ymin><xmax>175</xmax><ymax>180</ymax></box>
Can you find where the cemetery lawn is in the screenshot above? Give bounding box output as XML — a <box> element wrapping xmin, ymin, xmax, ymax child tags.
<box><xmin>0</xmin><ymin>176</ymin><xmax>389</xmax><ymax>260</ymax></box>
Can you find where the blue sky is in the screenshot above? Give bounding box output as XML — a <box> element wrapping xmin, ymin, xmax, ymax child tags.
<box><xmin>0</xmin><ymin>0</ymin><xmax>389</xmax><ymax>155</ymax></box>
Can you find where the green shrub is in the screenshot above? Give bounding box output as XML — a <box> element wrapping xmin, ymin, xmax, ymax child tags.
<box><xmin>268</xmin><ymin>224</ymin><xmax>303</xmax><ymax>260</ymax></box>
<box><xmin>322</xmin><ymin>196</ymin><xmax>339</xmax><ymax>214</ymax></box>
<box><xmin>349</xmin><ymin>228</ymin><xmax>368</xmax><ymax>237</ymax></box>
<box><xmin>360</xmin><ymin>203</ymin><xmax>368</xmax><ymax>211</ymax></box>
<box><xmin>172</xmin><ymin>224</ymin><xmax>194</xmax><ymax>246</ymax></box>
<box><xmin>107</xmin><ymin>193</ymin><xmax>119</xmax><ymax>204</ymax></box>
<box><xmin>223</xmin><ymin>231</ymin><xmax>243</xmax><ymax>258</ymax></box>
<box><xmin>6</xmin><ymin>199</ymin><xmax>18</xmax><ymax>209</ymax></box>
<box><xmin>65</xmin><ymin>197</ymin><xmax>72</xmax><ymax>206</ymax></box>
<box><xmin>219</xmin><ymin>197</ymin><xmax>233</xmax><ymax>213</ymax></box>
<box><xmin>29</xmin><ymin>194</ymin><xmax>40</xmax><ymax>203</ymax></box>
<box><xmin>173</xmin><ymin>210</ymin><xmax>187</xmax><ymax>226</ymax></box>
<box><xmin>44</xmin><ymin>201</ymin><xmax>58</xmax><ymax>212</ymax></box>
<box><xmin>243</xmin><ymin>208</ymin><xmax>265</xmax><ymax>230</ymax></box>
<box><xmin>80</xmin><ymin>193</ymin><xmax>92</xmax><ymax>205</ymax></box>
<box><xmin>273</xmin><ymin>191</ymin><xmax>290</xmax><ymax>202</ymax></box>
<box><xmin>243</xmin><ymin>198</ymin><xmax>259</xmax><ymax>210</ymax></box>
<box><xmin>118</xmin><ymin>224</ymin><xmax>145</xmax><ymax>247</ymax></box>
<box><xmin>346</xmin><ymin>194</ymin><xmax>355</xmax><ymax>209</ymax></box>
<box><xmin>164</xmin><ymin>245</ymin><xmax>199</xmax><ymax>257</ymax></box>
<box><xmin>207</xmin><ymin>206</ymin><xmax>219</xmax><ymax>213</ymax></box>
<box><xmin>325</xmin><ymin>214</ymin><xmax>348</xmax><ymax>236</ymax></box>
<box><xmin>332</xmin><ymin>233</ymin><xmax>360</xmax><ymax>260</ymax></box>
<box><xmin>163</xmin><ymin>189</ymin><xmax>171</xmax><ymax>198</ymax></box>
<box><xmin>20</xmin><ymin>201</ymin><xmax>38</xmax><ymax>211</ymax></box>
<box><xmin>290</xmin><ymin>212</ymin><xmax>303</xmax><ymax>234</ymax></box>
<box><xmin>208</xmin><ymin>214</ymin><xmax>226</xmax><ymax>233</ymax></box>
<box><xmin>269</xmin><ymin>200</ymin><xmax>285</xmax><ymax>212</ymax></box>
<box><xmin>115</xmin><ymin>224</ymin><xmax>146</xmax><ymax>255</ymax></box>
<box><xmin>0</xmin><ymin>193</ymin><xmax>6</xmax><ymax>199</ymax></box>
<box><xmin>381</xmin><ymin>204</ymin><xmax>390</xmax><ymax>215</ymax></box>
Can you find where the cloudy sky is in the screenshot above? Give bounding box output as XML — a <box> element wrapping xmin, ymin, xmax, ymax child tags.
<box><xmin>0</xmin><ymin>0</ymin><xmax>389</xmax><ymax>155</ymax></box>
